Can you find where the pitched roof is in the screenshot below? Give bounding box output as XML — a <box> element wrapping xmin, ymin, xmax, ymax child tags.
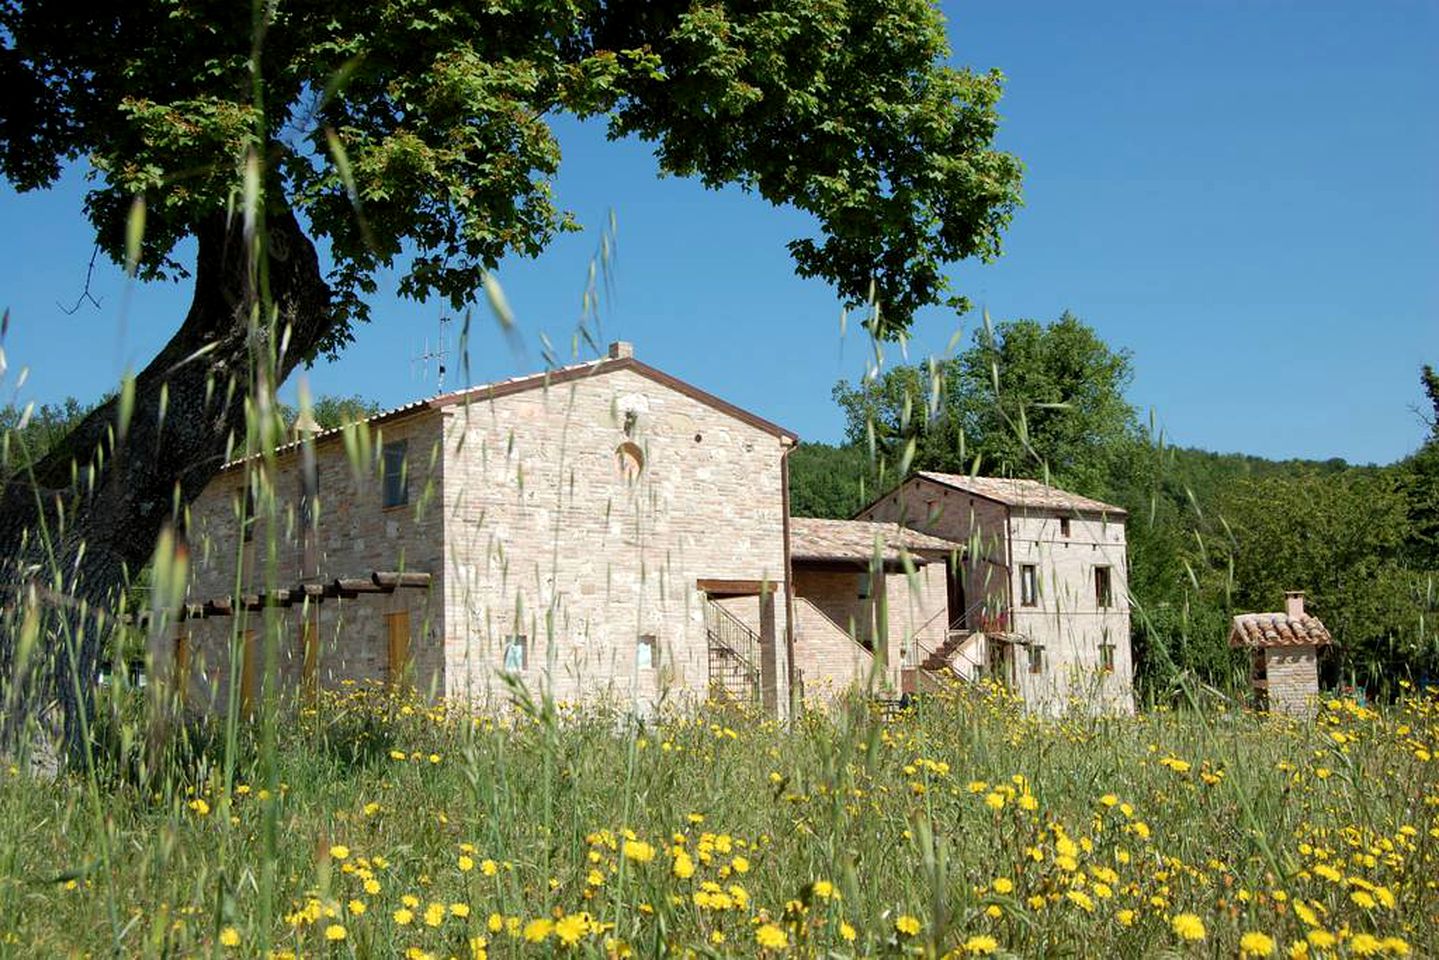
<box><xmin>789</xmin><ymin>517</ymin><xmax>961</xmax><ymax>565</ymax></box>
<box><xmin>915</xmin><ymin>472</ymin><xmax>1127</xmax><ymax>517</ymax></box>
<box><xmin>1228</xmin><ymin>612</ymin><xmax>1334</xmax><ymax>649</ymax></box>
<box><xmin>221</xmin><ymin>352</ymin><xmax>796</xmax><ymax>471</ymax></box>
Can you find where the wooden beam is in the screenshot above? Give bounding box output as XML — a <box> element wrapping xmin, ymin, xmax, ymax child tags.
<box><xmin>373</xmin><ymin>571</ymin><xmax>431</xmax><ymax>589</ymax></box>
<box><xmin>334</xmin><ymin>578</ymin><xmax>388</xmax><ymax>594</ymax></box>
<box><xmin>696</xmin><ymin>578</ymin><xmax>774</xmax><ymax>596</ymax></box>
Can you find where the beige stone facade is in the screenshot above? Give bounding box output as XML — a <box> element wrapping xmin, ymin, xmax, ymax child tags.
<box><xmin>853</xmin><ymin>473</ymin><xmax>1135</xmax><ymax>714</ymax></box>
<box><xmin>179</xmin><ymin>346</ymin><xmax>795</xmax><ymax>719</ymax></box>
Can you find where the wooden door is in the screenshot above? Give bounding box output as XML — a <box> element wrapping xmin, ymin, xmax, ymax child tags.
<box><xmin>946</xmin><ymin>556</ymin><xmax>967</xmax><ymax>629</ymax></box>
<box><xmin>239</xmin><ymin>630</ymin><xmax>257</xmax><ymax>715</ymax></box>
<box><xmin>300</xmin><ymin>618</ymin><xmax>318</xmax><ymax>699</ymax></box>
<box><xmin>386</xmin><ymin>612</ymin><xmax>411</xmax><ymax>687</ymax></box>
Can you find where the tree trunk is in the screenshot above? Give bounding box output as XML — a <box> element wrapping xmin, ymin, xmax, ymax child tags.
<box><xmin>0</xmin><ymin>204</ymin><xmax>335</xmax><ymax>756</ymax></box>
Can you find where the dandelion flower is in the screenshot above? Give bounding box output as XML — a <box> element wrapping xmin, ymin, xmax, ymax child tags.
<box><xmin>458</xmin><ymin>855</ymin><xmax>474</xmax><ymax>872</ymax></box>
<box><xmin>755</xmin><ymin>924</ymin><xmax>787</xmax><ymax>949</ymax></box>
<box><xmin>219</xmin><ymin>927</ymin><xmax>240</xmax><ymax>947</ymax></box>
<box><xmin>895</xmin><ymin>915</ymin><xmax>921</xmax><ymax>937</ymax></box>
<box><xmin>964</xmin><ymin>934</ymin><xmax>998</xmax><ymax>956</ymax></box>
<box><xmin>481</xmin><ymin>859</ymin><xmax>499</xmax><ymax>877</ymax></box>
<box><xmin>839</xmin><ymin>921</ymin><xmax>856</xmax><ymax>943</ymax></box>
<box><xmin>554</xmin><ymin>914</ymin><xmax>587</xmax><ymax>946</ymax></box>
<box><xmin>1171</xmin><ymin>913</ymin><xmax>1205</xmax><ymax>942</ymax></box>
<box><xmin>1240</xmin><ymin>932</ymin><xmax>1276</xmax><ymax>957</ymax></box>
<box><xmin>424</xmin><ymin>902</ymin><xmax>446</xmax><ymax>926</ymax></box>
<box><xmin>329</xmin><ymin>845</ymin><xmax>350</xmax><ymax>861</ymax></box>
<box><xmin>393</xmin><ymin>908</ymin><xmax>414</xmax><ymax>925</ymax></box>
<box><xmin>523</xmin><ymin>918</ymin><xmax>554</xmax><ymax>943</ymax></box>
<box><xmin>323</xmin><ymin>924</ymin><xmax>346</xmax><ymax>941</ymax></box>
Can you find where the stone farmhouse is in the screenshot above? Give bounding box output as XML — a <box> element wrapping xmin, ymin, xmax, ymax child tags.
<box><xmin>173</xmin><ymin>344</ymin><xmax>1134</xmax><ymax>718</ymax></box>
<box><xmin>854</xmin><ymin>473</ymin><xmax>1134</xmax><ymax>714</ymax></box>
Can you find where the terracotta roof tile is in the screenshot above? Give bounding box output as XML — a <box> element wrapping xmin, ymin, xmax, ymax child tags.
<box><xmin>916</xmin><ymin>472</ymin><xmax>1127</xmax><ymax>516</ymax></box>
<box><xmin>1228</xmin><ymin>612</ymin><xmax>1334</xmax><ymax>648</ymax></box>
<box><xmin>789</xmin><ymin>517</ymin><xmax>960</xmax><ymax>565</ymax></box>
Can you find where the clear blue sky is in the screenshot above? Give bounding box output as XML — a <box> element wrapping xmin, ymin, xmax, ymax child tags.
<box><xmin>1</xmin><ymin>0</ymin><xmax>1434</xmax><ymax>464</ymax></box>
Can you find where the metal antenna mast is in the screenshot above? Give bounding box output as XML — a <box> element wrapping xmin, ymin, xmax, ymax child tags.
<box><xmin>412</xmin><ymin>316</ymin><xmax>452</xmax><ymax>393</ymax></box>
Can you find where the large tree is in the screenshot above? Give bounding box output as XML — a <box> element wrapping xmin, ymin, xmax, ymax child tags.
<box><xmin>832</xmin><ymin>311</ymin><xmax>1138</xmax><ymax>494</ymax></box>
<box><xmin>0</xmin><ymin>1</ymin><xmax>1022</xmax><ymax>742</ymax></box>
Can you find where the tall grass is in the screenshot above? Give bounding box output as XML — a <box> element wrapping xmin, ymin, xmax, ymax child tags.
<box><xmin>1</xmin><ymin>682</ymin><xmax>1435</xmax><ymax>955</ymax></box>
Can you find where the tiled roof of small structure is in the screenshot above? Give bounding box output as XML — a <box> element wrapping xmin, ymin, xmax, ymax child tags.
<box><xmin>221</xmin><ymin>352</ymin><xmax>796</xmax><ymax>471</ymax></box>
<box><xmin>789</xmin><ymin>517</ymin><xmax>960</xmax><ymax>564</ymax></box>
<box><xmin>916</xmin><ymin>472</ymin><xmax>1127</xmax><ymax>517</ymax></box>
<box><xmin>1228</xmin><ymin>612</ymin><xmax>1334</xmax><ymax>649</ymax></box>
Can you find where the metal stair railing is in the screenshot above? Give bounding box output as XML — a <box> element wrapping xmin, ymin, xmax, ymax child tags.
<box><xmin>703</xmin><ymin>597</ymin><xmax>763</xmax><ymax>705</ymax></box>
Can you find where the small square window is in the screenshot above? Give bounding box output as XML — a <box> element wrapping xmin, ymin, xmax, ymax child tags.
<box><xmin>1059</xmin><ymin>517</ymin><xmax>1071</xmax><ymax>538</ymax></box>
<box><xmin>1095</xmin><ymin>566</ymin><xmax>1113</xmax><ymax>608</ymax></box>
<box><xmin>857</xmin><ymin>573</ymin><xmax>873</xmax><ymax>600</ymax></box>
<box><xmin>1027</xmin><ymin>644</ymin><xmax>1045</xmax><ymax>674</ymax></box>
<box><xmin>503</xmin><ymin>635</ymin><xmax>527</xmax><ymax>672</ymax></box>
<box><xmin>1020</xmin><ymin>564</ymin><xmax>1038</xmax><ymax>607</ymax></box>
<box><xmin>382</xmin><ymin>441</ymin><xmax>409</xmax><ymax>508</ymax></box>
<box><xmin>1099</xmin><ymin>643</ymin><xmax>1115</xmax><ymax>673</ymax></box>
<box><xmin>636</xmin><ymin>634</ymin><xmax>657</xmax><ymax>670</ymax></box>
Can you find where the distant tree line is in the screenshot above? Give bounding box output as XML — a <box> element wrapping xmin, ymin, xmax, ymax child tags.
<box><xmin>790</xmin><ymin>313</ymin><xmax>1439</xmax><ymax>702</ymax></box>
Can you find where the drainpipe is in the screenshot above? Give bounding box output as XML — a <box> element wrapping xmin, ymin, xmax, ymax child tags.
<box><xmin>780</xmin><ymin>437</ymin><xmax>797</xmax><ymax>720</ymax></box>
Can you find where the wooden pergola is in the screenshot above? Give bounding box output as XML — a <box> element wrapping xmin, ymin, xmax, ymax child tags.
<box><xmin>125</xmin><ymin>570</ymin><xmax>431</xmax><ymax>628</ymax></box>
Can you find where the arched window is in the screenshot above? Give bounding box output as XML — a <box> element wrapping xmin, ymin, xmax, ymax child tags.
<box><xmin>616</xmin><ymin>442</ymin><xmax>645</xmax><ymax>483</ymax></box>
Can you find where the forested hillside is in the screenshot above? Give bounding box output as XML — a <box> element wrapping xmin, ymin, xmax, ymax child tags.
<box><xmin>790</xmin><ymin>315</ymin><xmax>1438</xmax><ymax>701</ymax></box>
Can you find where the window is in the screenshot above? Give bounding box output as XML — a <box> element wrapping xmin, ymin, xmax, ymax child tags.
<box><xmin>1020</xmin><ymin>564</ymin><xmax>1038</xmax><ymax>607</ymax></box>
<box><xmin>1059</xmin><ymin>517</ymin><xmax>1071</xmax><ymax>538</ymax></box>
<box><xmin>503</xmin><ymin>635</ymin><xmax>528</xmax><ymax>672</ymax></box>
<box><xmin>1095</xmin><ymin>566</ymin><xmax>1113</xmax><ymax>608</ymax></box>
<box><xmin>1027</xmin><ymin>644</ymin><xmax>1045</xmax><ymax>675</ymax></box>
<box><xmin>382</xmin><ymin>441</ymin><xmax>408</xmax><ymax>508</ymax></box>
<box><xmin>1099</xmin><ymin>643</ymin><xmax>1115</xmax><ymax>673</ymax></box>
<box><xmin>857</xmin><ymin>573</ymin><xmax>873</xmax><ymax>600</ymax></box>
<box><xmin>636</xmin><ymin>634</ymin><xmax>657</xmax><ymax>670</ymax></box>
<box><xmin>616</xmin><ymin>441</ymin><xmax>645</xmax><ymax>484</ymax></box>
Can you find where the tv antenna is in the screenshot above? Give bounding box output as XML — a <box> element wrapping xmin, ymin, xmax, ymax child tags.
<box><xmin>413</xmin><ymin>316</ymin><xmax>452</xmax><ymax>393</ymax></box>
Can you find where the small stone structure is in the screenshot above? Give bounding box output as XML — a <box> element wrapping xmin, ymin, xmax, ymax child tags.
<box><xmin>1229</xmin><ymin>591</ymin><xmax>1332</xmax><ymax>714</ymax></box>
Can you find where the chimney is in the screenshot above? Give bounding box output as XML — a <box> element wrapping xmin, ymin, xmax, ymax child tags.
<box><xmin>1284</xmin><ymin>590</ymin><xmax>1305</xmax><ymax>619</ymax></box>
<box><xmin>608</xmin><ymin>341</ymin><xmax>634</xmax><ymax>360</ymax></box>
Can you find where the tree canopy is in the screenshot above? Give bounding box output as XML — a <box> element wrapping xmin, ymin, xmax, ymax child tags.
<box><xmin>831</xmin><ymin>311</ymin><xmax>1139</xmax><ymax>492</ymax></box>
<box><xmin>2</xmin><ymin>0</ymin><xmax>1022</xmax><ymax>346</ymax></box>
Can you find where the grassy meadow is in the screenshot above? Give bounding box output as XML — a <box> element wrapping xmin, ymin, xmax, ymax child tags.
<box><xmin>0</xmin><ymin>680</ymin><xmax>1434</xmax><ymax>958</ymax></box>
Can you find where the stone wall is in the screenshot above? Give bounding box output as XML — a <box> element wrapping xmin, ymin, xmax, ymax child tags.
<box><xmin>791</xmin><ymin>597</ymin><xmax>878</xmax><ymax>703</ymax></box>
<box><xmin>857</xmin><ymin>477</ymin><xmax>1010</xmax><ymax>627</ymax></box>
<box><xmin>181</xmin><ymin>413</ymin><xmax>447</xmax><ymax>711</ymax></box>
<box><xmin>1265</xmin><ymin>645</ymin><xmax>1319</xmax><ymax>715</ymax></box>
<box><xmin>1007</xmin><ymin>510</ymin><xmax>1133</xmax><ymax>715</ymax></box>
<box><xmin>438</xmin><ymin>365</ymin><xmax>792</xmax><ymax>717</ymax></box>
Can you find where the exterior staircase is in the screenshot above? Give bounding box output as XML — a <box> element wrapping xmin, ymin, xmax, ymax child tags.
<box><xmin>703</xmin><ymin>598</ymin><xmax>762</xmax><ymax>705</ymax></box>
<box><xmin>921</xmin><ymin>629</ymin><xmax>979</xmax><ymax>672</ymax></box>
